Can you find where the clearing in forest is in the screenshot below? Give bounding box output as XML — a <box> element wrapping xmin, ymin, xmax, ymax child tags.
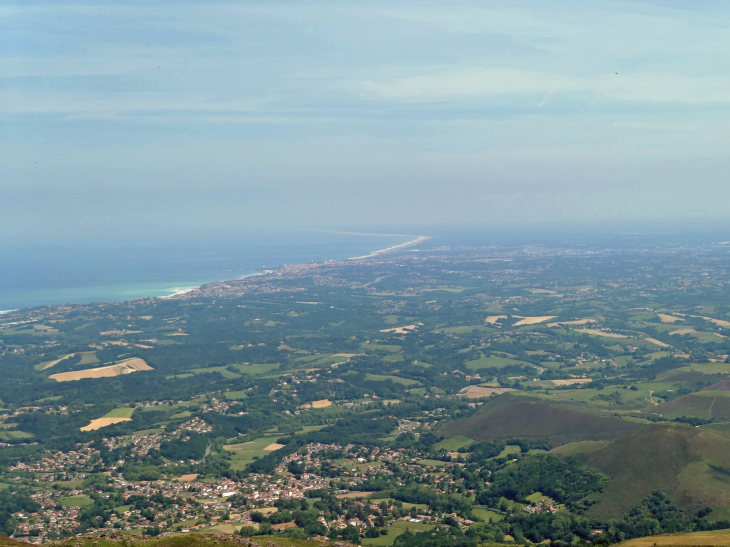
<box><xmin>462</xmin><ymin>386</ymin><xmax>515</xmax><ymax>398</ymax></box>
<box><xmin>49</xmin><ymin>358</ymin><xmax>152</xmax><ymax>382</ymax></box>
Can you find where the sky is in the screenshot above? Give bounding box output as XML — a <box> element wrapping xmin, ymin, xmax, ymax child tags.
<box><xmin>2</xmin><ymin>0</ymin><xmax>730</xmax><ymax>242</ymax></box>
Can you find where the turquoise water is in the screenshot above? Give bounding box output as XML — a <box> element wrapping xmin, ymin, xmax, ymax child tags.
<box><xmin>0</xmin><ymin>232</ymin><xmax>416</xmax><ymax>311</ymax></box>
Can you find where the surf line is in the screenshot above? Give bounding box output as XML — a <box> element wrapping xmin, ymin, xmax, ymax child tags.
<box><xmin>351</xmin><ymin>235</ymin><xmax>430</xmax><ymax>260</ymax></box>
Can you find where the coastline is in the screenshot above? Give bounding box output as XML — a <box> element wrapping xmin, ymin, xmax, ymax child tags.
<box><xmin>0</xmin><ymin>236</ymin><xmax>429</xmax><ymax>312</ymax></box>
<box><xmin>350</xmin><ymin>235</ymin><xmax>430</xmax><ymax>259</ymax></box>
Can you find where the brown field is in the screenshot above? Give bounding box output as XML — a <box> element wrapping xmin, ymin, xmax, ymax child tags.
<box><xmin>619</xmin><ymin>530</ymin><xmax>730</xmax><ymax>547</ymax></box>
<box><xmin>513</xmin><ymin>316</ymin><xmax>557</xmax><ymax>326</ymax></box>
<box><xmin>547</xmin><ymin>319</ymin><xmax>595</xmax><ymax>327</ymax></box>
<box><xmin>264</xmin><ymin>443</ymin><xmax>285</xmax><ymax>451</ymax></box>
<box><xmin>311</xmin><ymin>399</ymin><xmax>332</xmax><ymax>408</ymax></box>
<box><xmin>678</xmin><ymin>314</ymin><xmax>730</xmax><ymax>328</ymax></box>
<box><xmin>380</xmin><ymin>324</ymin><xmax>421</xmax><ymax>334</ymax></box>
<box><xmin>335</xmin><ymin>491</ymin><xmax>375</xmax><ymax>499</ymax></box>
<box><xmin>462</xmin><ymin>386</ymin><xmax>515</xmax><ymax>398</ymax></box>
<box><xmin>485</xmin><ymin>315</ymin><xmax>507</xmax><ymax>324</ymax></box>
<box><xmin>576</xmin><ymin>329</ymin><xmax>627</xmax><ymax>338</ymax></box>
<box><xmin>657</xmin><ymin>313</ymin><xmax>684</xmax><ymax>323</ymax></box>
<box><xmin>41</xmin><ymin>353</ymin><xmax>76</xmax><ymax>370</ymax></box>
<box><xmin>552</xmin><ymin>378</ymin><xmax>593</xmax><ymax>386</ymax></box>
<box><xmin>271</xmin><ymin>522</ymin><xmax>297</xmax><ymax>531</ymax></box>
<box><xmin>645</xmin><ymin>337</ymin><xmax>671</xmax><ymax>347</ymax></box>
<box><xmin>49</xmin><ymin>358</ymin><xmax>152</xmax><ymax>382</ymax></box>
<box><xmin>174</xmin><ymin>474</ymin><xmax>199</xmax><ymax>482</ymax></box>
<box><xmin>80</xmin><ymin>417</ymin><xmax>132</xmax><ymax>431</ymax></box>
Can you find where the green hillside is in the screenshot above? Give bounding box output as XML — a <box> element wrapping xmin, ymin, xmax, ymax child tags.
<box><xmin>565</xmin><ymin>424</ymin><xmax>730</xmax><ymax>519</ymax></box>
<box><xmin>438</xmin><ymin>395</ymin><xmax>638</xmax><ymax>443</ymax></box>
<box><xmin>655</xmin><ymin>393</ymin><xmax>730</xmax><ymax>420</ymax></box>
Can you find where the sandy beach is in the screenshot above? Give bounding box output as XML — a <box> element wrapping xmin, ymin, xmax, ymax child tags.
<box><xmin>351</xmin><ymin>235</ymin><xmax>430</xmax><ymax>259</ymax></box>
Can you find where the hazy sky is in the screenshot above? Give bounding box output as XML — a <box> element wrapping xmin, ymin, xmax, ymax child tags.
<box><xmin>3</xmin><ymin>0</ymin><xmax>730</xmax><ymax>241</ymax></box>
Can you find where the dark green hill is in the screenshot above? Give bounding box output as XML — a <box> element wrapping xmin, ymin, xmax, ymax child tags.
<box><xmin>564</xmin><ymin>424</ymin><xmax>730</xmax><ymax>519</ymax></box>
<box><xmin>656</xmin><ymin>393</ymin><xmax>730</xmax><ymax>420</ymax></box>
<box><xmin>438</xmin><ymin>395</ymin><xmax>638</xmax><ymax>443</ymax></box>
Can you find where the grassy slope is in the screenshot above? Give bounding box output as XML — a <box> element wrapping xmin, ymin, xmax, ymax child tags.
<box><xmin>438</xmin><ymin>394</ymin><xmax>638</xmax><ymax>443</ymax></box>
<box><xmin>656</xmin><ymin>393</ymin><xmax>730</xmax><ymax>420</ymax></box>
<box><xmin>573</xmin><ymin>424</ymin><xmax>730</xmax><ymax>519</ymax></box>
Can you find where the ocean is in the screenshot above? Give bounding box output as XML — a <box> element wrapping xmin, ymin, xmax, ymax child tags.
<box><xmin>0</xmin><ymin>231</ymin><xmax>418</xmax><ymax>311</ymax></box>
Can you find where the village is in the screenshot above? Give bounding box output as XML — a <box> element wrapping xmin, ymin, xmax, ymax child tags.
<box><xmin>6</xmin><ymin>430</ymin><xmax>485</xmax><ymax>544</ymax></box>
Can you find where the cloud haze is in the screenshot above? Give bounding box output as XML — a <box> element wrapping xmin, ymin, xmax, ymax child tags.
<box><xmin>2</xmin><ymin>0</ymin><xmax>730</xmax><ymax>241</ymax></box>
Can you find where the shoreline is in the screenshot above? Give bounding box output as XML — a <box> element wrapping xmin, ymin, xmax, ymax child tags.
<box><xmin>350</xmin><ymin>235</ymin><xmax>430</xmax><ymax>260</ymax></box>
<box><xmin>0</xmin><ymin>238</ymin><xmax>429</xmax><ymax>313</ymax></box>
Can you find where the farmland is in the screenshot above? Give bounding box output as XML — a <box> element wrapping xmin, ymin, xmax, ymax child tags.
<box><xmin>4</xmin><ymin>237</ymin><xmax>730</xmax><ymax>545</ymax></box>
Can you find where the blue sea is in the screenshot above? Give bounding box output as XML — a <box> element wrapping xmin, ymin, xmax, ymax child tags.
<box><xmin>4</xmin><ymin>221</ymin><xmax>728</xmax><ymax>312</ymax></box>
<box><xmin>0</xmin><ymin>231</ymin><xmax>418</xmax><ymax>311</ymax></box>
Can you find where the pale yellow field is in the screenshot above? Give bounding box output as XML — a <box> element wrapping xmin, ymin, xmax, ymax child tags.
<box><xmin>174</xmin><ymin>474</ymin><xmax>199</xmax><ymax>482</ymax></box>
<box><xmin>657</xmin><ymin>313</ymin><xmax>683</xmax><ymax>323</ymax></box>
<box><xmin>311</xmin><ymin>399</ymin><xmax>332</xmax><ymax>408</ymax></box>
<box><xmin>678</xmin><ymin>314</ymin><xmax>730</xmax><ymax>328</ymax></box>
<box><xmin>462</xmin><ymin>386</ymin><xmax>515</xmax><ymax>398</ymax></box>
<box><xmin>526</xmin><ymin>289</ymin><xmax>557</xmax><ymax>294</ymax></box>
<box><xmin>42</xmin><ymin>353</ymin><xmax>76</xmax><ymax>370</ymax></box>
<box><xmin>552</xmin><ymin>379</ymin><xmax>593</xmax><ymax>386</ymax></box>
<box><xmin>80</xmin><ymin>417</ymin><xmax>132</xmax><ymax>431</ymax></box>
<box><xmin>620</xmin><ymin>530</ymin><xmax>730</xmax><ymax>547</ymax></box>
<box><xmin>670</xmin><ymin>328</ymin><xmax>696</xmax><ymax>335</ymax></box>
<box><xmin>547</xmin><ymin>319</ymin><xmax>595</xmax><ymax>327</ymax></box>
<box><xmin>645</xmin><ymin>337</ymin><xmax>671</xmax><ymax>347</ymax></box>
<box><xmin>335</xmin><ymin>491</ymin><xmax>375</xmax><ymax>499</ymax></box>
<box><xmin>513</xmin><ymin>316</ymin><xmax>556</xmax><ymax>326</ymax></box>
<box><xmin>264</xmin><ymin>443</ymin><xmax>285</xmax><ymax>451</ymax></box>
<box><xmin>50</xmin><ymin>358</ymin><xmax>152</xmax><ymax>382</ymax></box>
<box><xmin>380</xmin><ymin>324</ymin><xmax>421</xmax><ymax>334</ymax></box>
<box><xmin>34</xmin><ymin>324</ymin><xmax>57</xmax><ymax>331</ymax></box>
<box><xmin>576</xmin><ymin>329</ymin><xmax>627</xmax><ymax>338</ymax></box>
<box><xmin>485</xmin><ymin>315</ymin><xmax>507</xmax><ymax>324</ymax></box>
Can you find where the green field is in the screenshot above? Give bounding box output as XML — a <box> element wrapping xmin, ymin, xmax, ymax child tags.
<box><xmin>364</xmin><ymin>373</ymin><xmax>420</xmax><ymax>386</ymax></box>
<box><xmin>472</xmin><ymin>507</ymin><xmax>503</xmax><ymax>522</ymax></box>
<box><xmin>465</xmin><ymin>354</ymin><xmax>535</xmax><ymax>370</ymax></box>
<box><xmin>225</xmin><ymin>437</ymin><xmax>282</xmax><ymax>470</ymax></box>
<box><xmin>433</xmin><ymin>435</ymin><xmax>473</xmax><ymax>451</ymax></box>
<box><xmin>61</xmin><ymin>495</ymin><xmax>94</xmax><ymax>507</ymax></box>
<box><xmin>224</xmin><ymin>390</ymin><xmax>250</xmax><ymax>400</ymax></box>
<box><xmin>362</xmin><ymin>519</ymin><xmax>436</xmax><ymax>545</ymax></box>
<box><xmin>187</xmin><ymin>366</ymin><xmax>242</xmax><ymax>379</ymax></box>
<box><xmin>496</xmin><ymin>444</ymin><xmax>521</xmax><ymax>458</ymax></box>
<box><xmin>234</xmin><ymin>363</ymin><xmax>281</xmax><ymax>375</ymax></box>
<box><xmin>0</xmin><ymin>430</ymin><xmax>33</xmax><ymax>440</ymax></box>
<box><xmin>104</xmin><ymin>407</ymin><xmax>135</xmax><ymax>418</ymax></box>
